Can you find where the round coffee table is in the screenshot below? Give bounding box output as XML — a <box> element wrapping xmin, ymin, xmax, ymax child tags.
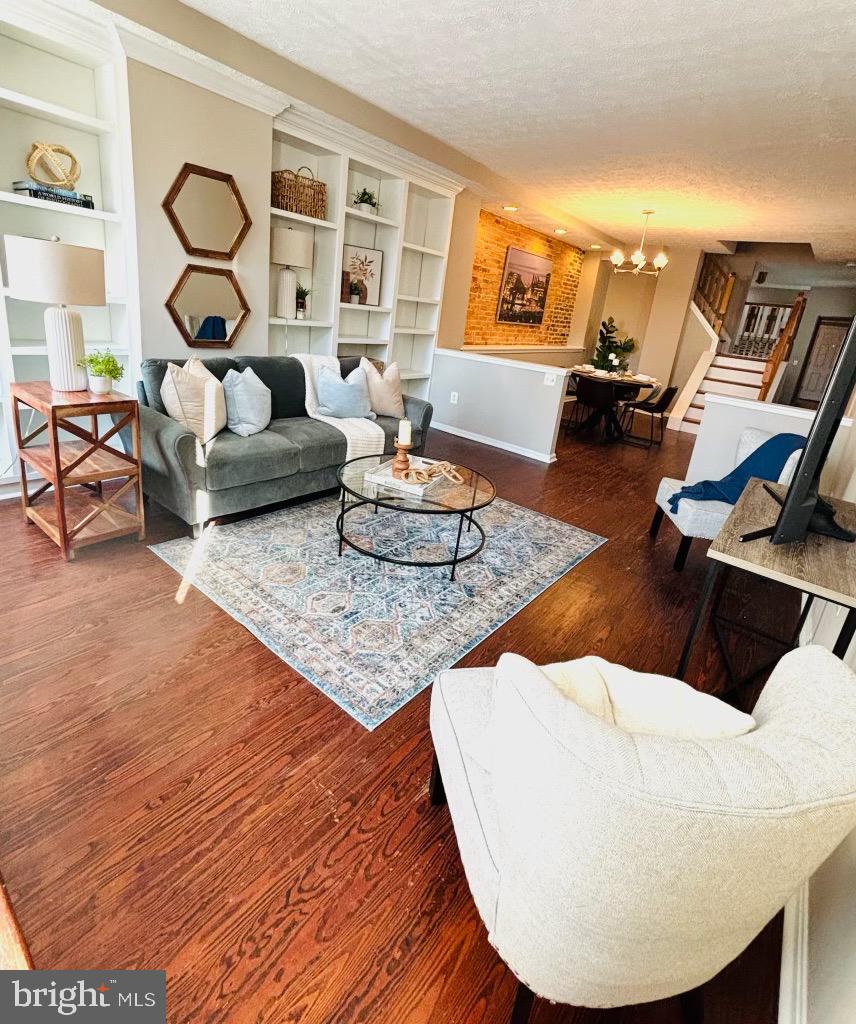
<box><xmin>336</xmin><ymin>455</ymin><xmax>496</xmax><ymax>581</ymax></box>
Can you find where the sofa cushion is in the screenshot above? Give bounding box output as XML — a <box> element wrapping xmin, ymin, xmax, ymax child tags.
<box><xmin>142</xmin><ymin>357</ymin><xmax>238</xmax><ymax>414</ymax></box>
<box><xmin>233</xmin><ymin>356</ymin><xmax>307</xmax><ymax>419</ymax></box>
<box><xmin>203</xmin><ymin>428</ymin><xmax>301</xmax><ymax>491</ymax></box>
<box><xmin>361</xmin><ymin>357</ymin><xmax>405</xmax><ymax>418</ymax></box>
<box><xmin>267</xmin><ymin>417</ymin><xmax>347</xmax><ymax>473</ymax></box>
<box><xmin>656</xmin><ymin>476</ymin><xmax>732</xmax><ymax>540</ymax></box>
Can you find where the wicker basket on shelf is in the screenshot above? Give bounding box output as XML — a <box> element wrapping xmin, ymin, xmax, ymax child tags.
<box><xmin>271</xmin><ymin>166</ymin><xmax>327</xmax><ymax>220</ymax></box>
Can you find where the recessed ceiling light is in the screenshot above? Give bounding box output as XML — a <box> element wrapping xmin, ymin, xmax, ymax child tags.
<box><xmin>590</xmin><ymin>244</ymin><xmax>602</xmax><ymax>250</ymax></box>
<box><xmin>554</xmin><ymin>228</ymin><xmax>567</xmax><ymax>235</ymax></box>
<box><xmin>502</xmin><ymin>204</ymin><xmax>518</xmax><ymax>212</ymax></box>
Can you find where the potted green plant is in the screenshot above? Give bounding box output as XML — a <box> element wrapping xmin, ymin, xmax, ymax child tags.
<box><xmin>352</xmin><ymin>188</ymin><xmax>378</xmax><ymax>215</ymax></box>
<box><xmin>349</xmin><ymin>280</ymin><xmax>362</xmax><ymax>304</ymax></box>
<box><xmin>295</xmin><ymin>283</ymin><xmax>311</xmax><ymax>319</ymax></box>
<box><xmin>592</xmin><ymin>316</ymin><xmax>636</xmax><ymax>373</ymax></box>
<box><xmin>79</xmin><ymin>350</ymin><xmax>124</xmax><ymax>395</ymax></box>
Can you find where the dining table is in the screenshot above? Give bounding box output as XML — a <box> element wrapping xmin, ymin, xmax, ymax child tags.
<box><xmin>570</xmin><ymin>367</ymin><xmax>660</xmax><ymax>442</ymax></box>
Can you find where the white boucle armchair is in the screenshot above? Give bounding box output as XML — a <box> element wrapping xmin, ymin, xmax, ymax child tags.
<box><xmin>428</xmin><ymin>644</ymin><xmax>856</xmax><ymax>1023</ymax></box>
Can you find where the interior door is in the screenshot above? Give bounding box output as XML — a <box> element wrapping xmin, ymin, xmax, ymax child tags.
<box><xmin>794</xmin><ymin>317</ymin><xmax>853</xmax><ymax>407</ymax></box>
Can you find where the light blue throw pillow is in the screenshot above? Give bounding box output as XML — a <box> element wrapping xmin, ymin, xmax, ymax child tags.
<box><xmin>222</xmin><ymin>366</ymin><xmax>272</xmax><ymax>436</ymax></box>
<box><xmin>316</xmin><ymin>365</ymin><xmax>376</xmax><ymax>419</ymax></box>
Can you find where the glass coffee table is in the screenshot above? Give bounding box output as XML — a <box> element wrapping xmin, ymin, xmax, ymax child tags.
<box><xmin>336</xmin><ymin>455</ymin><xmax>496</xmax><ymax>580</ymax></box>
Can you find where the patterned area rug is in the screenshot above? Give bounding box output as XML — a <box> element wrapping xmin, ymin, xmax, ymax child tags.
<box><xmin>151</xmin><ymin>496</ymin><xmax>605</xmax><ymax>730</ymax></box>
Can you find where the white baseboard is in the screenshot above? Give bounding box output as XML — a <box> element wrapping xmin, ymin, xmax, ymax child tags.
<box><xmin>430</xmin><ymin>422</ymin><xmax>556</xmax><ymax>463</ymax></box>
<box><xmin>779</xmin><ymin>882</ymin><xmax>809</xmax><ymax>1024</ymax></box>
<box><xmin>0</xmin><ymin>478</ymin><xmax>20</xmax><ymax>501</ymax></box>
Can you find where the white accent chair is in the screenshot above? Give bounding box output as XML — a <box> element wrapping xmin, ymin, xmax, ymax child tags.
<box><xmin>429</xmin><ymin>645</ymin><xmax>856</xmax><ymax>1023</ymax></box>
<box><xmin>651</xmin><ymin>427</ymin><xmax>802</xmax><ymax>570</ymax></box>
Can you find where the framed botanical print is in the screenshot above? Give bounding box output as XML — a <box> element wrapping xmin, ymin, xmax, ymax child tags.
<box><xmin>342</xmin><ymin>244</ymin><xmax>383</xmax><ymax>306</ymax></box>
<box><xmin>496</xmin><ymin>246</ymin><xmax>552</xmax><ymax>325</ymax></box>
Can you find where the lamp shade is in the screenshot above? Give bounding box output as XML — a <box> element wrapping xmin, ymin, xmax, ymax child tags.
<box><xmin>270</xmin><ymin>226</ymin><xmax>313</xmax><ymax>269</ymax></box>
<box><xmin>4</xmin><ymin>235</ymin><xmax>106</xmax><ymax>306</ymax></box>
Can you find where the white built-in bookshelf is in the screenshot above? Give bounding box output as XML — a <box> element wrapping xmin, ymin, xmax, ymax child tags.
<box><xmin>269</xmin><ymin>116</ymin><xmax>457</xmax><ymax>400</ymax></box>
<box><xmin>0</xmin><ymin>19</ymin><xmax>138</xmax><ymax>486</ymax></box>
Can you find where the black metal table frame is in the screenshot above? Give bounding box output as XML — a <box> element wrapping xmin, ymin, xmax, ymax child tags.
<box><xmin>676</xmin><ymin>559</ymin><xmax>856</xmax><ymax>701</ymax></box>
<box><xmin>335</xmin><ymin>466</ymin><xmax>495</xmax><ymax>582</ymax></box>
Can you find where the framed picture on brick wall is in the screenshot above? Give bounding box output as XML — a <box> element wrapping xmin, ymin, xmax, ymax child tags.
<box><xmin>496</xmin><ymin>246</ymin><xmax>552</xmax><ymax>325</ymax></box>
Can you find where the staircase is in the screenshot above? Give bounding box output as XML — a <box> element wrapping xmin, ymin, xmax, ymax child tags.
<box><xmin>679</xmin><ymin>354</ymin><xmax>766</xmax><ymax>434</ymax></box>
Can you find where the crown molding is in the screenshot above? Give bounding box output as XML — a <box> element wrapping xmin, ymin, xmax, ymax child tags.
<box><xmin>275</xmin><ymin>107</ymin><xmax>463</xmax><ymax>198</ymax></box>
<box><xmin>0</xmin><ymin>0</ymin><xmax>115</xmax><ymax>62</ymax></box>
<box><xmin>111</xmin><ymin>17</ymin><xmax>291</xmax><ymax>117</ymax></box>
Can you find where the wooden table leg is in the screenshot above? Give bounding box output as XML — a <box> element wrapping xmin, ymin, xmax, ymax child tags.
<box><xmin>91</xmin><ymin>414</ymin><xmax>103</xmax><ymax>499</ymax></box>
<box><xmin>12</xmin><ymin>396</ymin><xmax>29</xmax><ymax>516</ymax></box>
<box><xmin>131</xmin><ymin>407</ymin><xmax>145</xmax><ymax>540</ymax></box>
<box><xmin>48</xmin><ymin>409</ymin><xmax>71</xmax><ymax>560</ymax></box>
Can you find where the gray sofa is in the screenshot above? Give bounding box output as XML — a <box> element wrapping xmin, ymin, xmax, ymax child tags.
<box><xmin>126</xmin><ymin>355</ymin><xmax>432</xmax><ymax>533</ymax></box>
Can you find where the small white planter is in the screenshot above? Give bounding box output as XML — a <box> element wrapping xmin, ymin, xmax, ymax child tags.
<box><xmin>88</xmin><ymin>373</ymin><xmax>113</xmax><ymax>394</ymax></box>
<box><xmin>349</xmin><ymin>294</ymin><xmax>361</xmax><ymax>304</ymax></box>
<box><xmin>355</xmin><ymin>202</ymin><xmax>376</xmax><ymax>215</ymax></box>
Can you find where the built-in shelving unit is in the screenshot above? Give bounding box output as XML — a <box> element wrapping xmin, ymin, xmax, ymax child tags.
<box><xmin>268</xmin><ymin>115</ymin><xmax>458</xmax><ymax>397</ymax></box>
<box><xmin>0</xmin><ymin>19</ymin><xmax>139</xmax><ymax>487</ymax></box>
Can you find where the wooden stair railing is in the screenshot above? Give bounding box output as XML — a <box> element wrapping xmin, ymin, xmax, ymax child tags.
<box><xmin>694</xmin><ymin>254</ymin><xmax>736</xmax><ymax>336</ymax></box>
<box><xmin>758</xmin><ymin>292</ymin><xmax>807</xmax><ymax>401</ymax></box>
<box><xmin>0</xmin><ymin>873</ymin><xmax>33</xmax><ymax>969</ymax></box>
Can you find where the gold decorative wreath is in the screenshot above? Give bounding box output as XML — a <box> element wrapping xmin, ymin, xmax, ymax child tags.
<box><xmin>27</xmin><ymin>142</ymin><xmax>81</xmax><ymax>190</ymax></box>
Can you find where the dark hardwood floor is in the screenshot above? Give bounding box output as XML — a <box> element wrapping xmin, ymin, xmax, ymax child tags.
<box><xmin>0</xmin><ymin>425</ymin><xmax>794</xmax><ymax>1023</ymax></box>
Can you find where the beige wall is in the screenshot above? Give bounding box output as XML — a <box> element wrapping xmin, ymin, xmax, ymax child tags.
<box><xmin>437</xmin><ymin>188</ymin><xmax>480</xmax><ymax>349</ymax></box>
<box><xmin>567</xmin><ymin>252</ymin><xmax>607</xmax><ymax>353</ymax></box>
<box><xmin>670</xmin><ymin>303</ymin><xmax>715</xmax><ymax>396</ymax></box>
<box><xmin>636</xmin><ymin>249</ymin><xmax>703</xmax><ymax>383</ymax></box>
<box><xmin>599</xmin><ymin>270</ymin><xmax>657</xmax><ymax>371</ymax></box>
<box><xmin>126</xmin><ymin>59</ymin><xmax>271</xmax><ymax>358</ymax></box>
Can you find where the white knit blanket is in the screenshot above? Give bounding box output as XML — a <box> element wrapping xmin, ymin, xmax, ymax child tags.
<box><xmin>296</xmin><ymin>354</ymin><xmax>386</xmax><ymax>461</ymax></box>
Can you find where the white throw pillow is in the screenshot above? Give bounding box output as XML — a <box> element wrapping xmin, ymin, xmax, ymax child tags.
<box><xmin>540</xmin><ymin>655</ymin><xmax>755</xmax><ymax>739</ymax></box>
<box><xmin>468</xmin><ymin>653</ymin><xmax>754</xmax><ymax>771</ymax></box>
<box><xmin>360</xmin><ymin>357</ymin><xmax>405</xmax><ymax>418</ymax></box>
<box><xmin>222</xmin><ymin>367</ymin><xmax>272</xmax><ymax>437</ymax></box>
<box><xmin>160</xmin><ymin>357</ymin><xmax>227</xmax><ymax>443</ymax></box>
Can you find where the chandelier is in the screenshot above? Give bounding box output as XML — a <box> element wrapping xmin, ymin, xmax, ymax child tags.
<box><xmin>610</xmin><ymin>210</ymin><xmax>668</xmax><ymax>276</ymax></box>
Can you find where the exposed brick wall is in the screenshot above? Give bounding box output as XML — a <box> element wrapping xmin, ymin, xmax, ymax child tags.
<box><xmin>463</xmin><ymin>211</ymin><xmax>584</xmax><ymax>346</ymax></box>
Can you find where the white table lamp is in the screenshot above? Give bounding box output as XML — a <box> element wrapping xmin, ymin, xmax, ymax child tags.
<box><xmin>271</xmin><ymin>227</ymin><xmax>313</xmax><ymax>320</ymax></box>
<box><xmin>5</xmin><ymin>234</ymin><xmax>106</xmax><ymax>391</ymax></box>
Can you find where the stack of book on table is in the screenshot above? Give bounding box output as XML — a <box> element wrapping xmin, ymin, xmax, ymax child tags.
<box><xmin>12</xmin><ymin>180</ymin><xmax>95</xmax><ymax>210</ymax></box>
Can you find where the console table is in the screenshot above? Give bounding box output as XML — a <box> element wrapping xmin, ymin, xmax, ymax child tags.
<box><xmin>677</xmin><ymin>478</ymin><xmax>856</xmax><ymax>689</ymax></box>
<box><xmin>11</xmin><ymin>382</ymin><xmax>145</xmax><ymax>561</ymax></box>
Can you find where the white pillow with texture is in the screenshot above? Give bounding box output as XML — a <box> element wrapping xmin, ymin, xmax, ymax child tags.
<box><xmin>538</xmin><ymin>654</ymin><xmax>755</xmax><ymax>739</ymax></box>
<box><xmin>360</xmin><ymin>357</ymin><xmax>405</xmax><ymax>418</ymax></box>
<box><xmin>222</xmin><ymin>366</ymin><xmax>271</xmax><ymax>437</ymax></box>
<box><xmin>468</xmin><ymin>653</ymin><xmax>754</xmax><ymax>771</ymax></box>
<box><xmin>160</xmin><ymin>357</ymin><xmax>227</xmax><ymax>443</ymax></box>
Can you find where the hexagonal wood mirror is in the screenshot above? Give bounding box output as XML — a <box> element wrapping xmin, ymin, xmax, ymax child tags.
<box><xmin>162</xmin><ymin>163</ymin><xmax>252</xmax><ymax>260</ymax></box>
<box><xmin>165</xmin><ymin>265</ymin><xmax>250</xmax><ymax>349</ymax></box>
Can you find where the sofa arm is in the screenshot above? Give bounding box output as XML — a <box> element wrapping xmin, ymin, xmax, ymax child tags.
<box><xmin>114</xmin><ymin>406</ymin><xmax>205</xmax><ymax>525</ymax></box>
<box><xmin>403</xmin><ymin>395</ymin><xmax>433</xmax><ymax>453</ymax></box>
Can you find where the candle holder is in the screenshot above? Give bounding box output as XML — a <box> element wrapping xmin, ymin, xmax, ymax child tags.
<box><xmin>392</xmin><ymin>440</ymin><xmax>414</xmax><ymax>479</ymax></box>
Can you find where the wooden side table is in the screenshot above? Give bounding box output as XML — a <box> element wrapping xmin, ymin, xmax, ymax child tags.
<box><xmin>11</xmin><ymin>381</ymin><xmax>145</xmax><ymax>560</ymax></box>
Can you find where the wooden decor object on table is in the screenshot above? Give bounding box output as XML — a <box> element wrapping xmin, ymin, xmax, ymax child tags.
<box><xmin>10</xmin><ymin>382</ymin><xmax>145</xmax><ymax>561</ymax></box>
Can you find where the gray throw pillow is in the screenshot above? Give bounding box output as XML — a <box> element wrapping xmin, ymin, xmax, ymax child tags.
<box><xmin>316</xmin><ymin>365</ymin><xmax>376</xmax><ymax>419</ymax></box>
<box><xmin>222</xmin><ymin>366</ymin><xmax>272</xmax><ymax>436</ymax></box>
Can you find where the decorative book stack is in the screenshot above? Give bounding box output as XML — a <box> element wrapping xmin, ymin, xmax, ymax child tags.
<box><xmin>12</xmin><ymin>179</ymin><xmax>95</xmax><ymax>210</ymax></box>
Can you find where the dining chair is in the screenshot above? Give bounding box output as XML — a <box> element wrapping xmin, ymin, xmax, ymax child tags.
<box><xmin>622</xmin><ymin>385</ymin><xmax>678</xmax><ymax>448</ymax></box>
<box><xmin>569</xmin><ymin>375</ymin><xmax>617</xmax><ymax>441</ymax></box>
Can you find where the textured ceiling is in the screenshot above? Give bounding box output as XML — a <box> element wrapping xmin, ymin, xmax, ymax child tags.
<box><xmin>180</xmin><ymin>0</ymin><xmax>856</xmax><ymax>259</ymax></box>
